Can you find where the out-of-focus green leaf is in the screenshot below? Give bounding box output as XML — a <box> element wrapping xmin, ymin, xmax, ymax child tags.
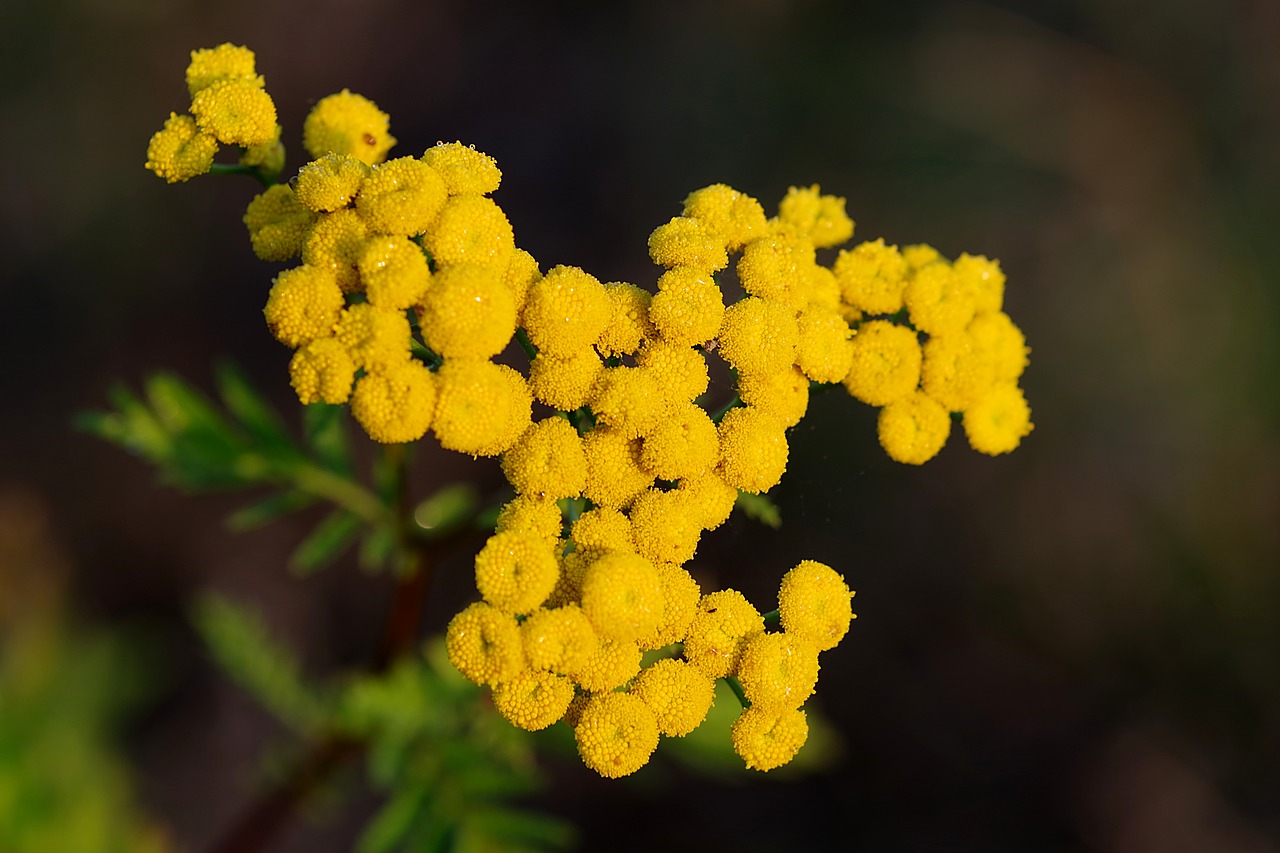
<box><xmin>735</xmin><ymin>491</ymin><xmax>782</xmax><ymax>528</ymax></box>
<box><xmin>214</xmin><ymin>361</ymin><xmax>294</xmax><ymax>450</ymax></box>
<box><xmin>464</xmin><ymin>806</ymin><xmax>576</xmax><ymax>850</ymax></box>
<box><xmin>358</xmin><ymin>784</ymin><xmax>431</xmax><ymax>853</ymax></box>
<box><xmin>225</xmin><ymin>490</ymin><xmax>315</xmax><ymax>532</ymax></box>
<box><xmin>413</xmin><ymin>483</ymin><xmax>480</xmax><ymax>539</ymax></box>
<box><xmin>290</xmin><ymin>510</ymin><xmax>361</xmax><ymax>575</ymax></box>
<box><xmin>359</xmin><ymin>524</ymin><xmax>397</xmax><ymax>573</ymax></box>
<box><xmin>303</xmin><ymin>403</ymin><xmax>353</xmax><ymax>475</ymax></box>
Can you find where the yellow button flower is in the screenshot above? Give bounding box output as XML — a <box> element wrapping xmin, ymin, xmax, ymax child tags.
<box><xmin>777</xmin><ymin>560</ymin><xmax>854</xmax><ymax>652</ymax></box>
<box><xmin>635</xmin><ymin>341</ymin><xmax>709</xmax><ymax>406</ymax></box>
<box><xmin>145</xmin><ymin>113</ymin><xmax>218</xmax><ymax>183</ymax></box>
<box><xmin>903</xmin><ymin>261</ymin><xmax>977</xmax><ymax>336</ymax></box>
<box><xmin>421</xmin><ymin>141</ymin><xmax>502</xmax><ymax>195</ymax></box>
<box><xmin>239</xmin><ymin>126</ymin><xmax>284</xmax><ymax>175</ymax></box>
<box><xmin>878</xmin><ymin>391</ymin><xmax>951</xmax><ymax>465</ymax></box>
<box><xmin>570</xmin><ymin>507</ymin><xmax>634</xmax><ymax>555</ymax></box>
<box><xmin>432</xmin><ymin>360</ymin><xmax>531</xmax><ymax>457</ymax></box>
<box><xmin>474</xmin><ymin>530</ymin><xmax>560</xmax><ymax>615</ymax></box>
<box><xmin>737</xmin><ymin>632</ymin><xmax>820</xmax><ymax>711</ymax></box>
<box><xmin>920</xmin><ymin>332</ymin><xmax>996</xmax><ymax>413</ymax></box>
<box><xmin>190</xmin><ymin>79</ymin><xmax>277</xmax><ymax>147</ymax></box>
<box><xmin>731</xmin><ymin>706</ymin><xmax>809</xmax><ymax>772</ymax></box>
<box><xmin>572</xmin><ymin>637</ymin><xmax>642</xmax><ymax>693</ymax></box>
<box><xmin>628</xmin><ymin>488</ymin><xmax>704</xmax><ymax>566</ymax></box>
<box><xmin>776</xmin><ymin>184</ymin><xmax>855</xmax><ymax>249</ymax></box>
<box><xmin>597</xmin><ymin>282</ymin><xmax>653</xmax><ymax>358</ymax></box>
<box><xmin>736</xmin><ymin>230</ymin><xmax>817</xmax><ymax>310</ymax></box>
<box><xmin>243</xmin><ymin>185</ymin><xmax>318</xmax><ymax>262</ymax></box>
<box><xmin>968</xmin><ymin>311</ymin><xmax>1029</xmax><ymax>383</ymax></box>
<box><xmin>805</xmin><ymin>263</ymin><xmax>842</xmax><ymax>312</ymax></box>
<box><xmin>493</xmin><ymin>669</ymin><xmax>575</xmax><ymax>731</ymax></box>
<box><xmin>843</xmin><ymin>320</ymin><xmax>922</xmax><ymax>407</ymax></box>
<box><xmin>349</xmin><ymin>360</ymin><xmax>437</xmax><ymax>444</ymax></box>
<box><xmin>495</xmin><ymin>496</ymin><xmax>564</xmax><ymax>543</ymax></box>
<box><xmin>963</xmin><ymin>383</ymin><xmax>1032</xmax><ymax>455</ymax></box>
<box><xmin>953</xmin><ymin>252</ymin><xmax>1005</xmax><ymax>314</ymax></box>
<box><xmin>356</xmin><ymin>157</ymin><xmax>448</xmax><ymax>237</ymax></box>
<box><xmin>648</xmin><ymin>268</ymin><xmax>726</xmax><ymax>348</ymax></box>
<box><xmin>501</xmin><ymin>417</ymin><xmax>588</xmax><ymax>500</ymax></box>
<box><xmin>303</xmin><ymin>89</ymin><xmax>396</xmax><ymax>165</ymax></box>
<box><xmin>716</xmin><ymin>406</ymin><xmax>789</xmax><ymax>495</ymax></box>
<box><xmin>333</xmin><ymin>303</ymin><xmax>411</xmax><ymax>373</ymax></box>
<box><xmin>521</xmin><ymin>604</ymin><xmax>597</xmax><ymax>675</ymax></box>
<box><xmin>737</xmin><ymin>366</ymin><xmax>811</xmax><ymax>428</ymax></box>
<box><xmin>417</xmin><ymin>263</ymin><xmax>516</xmax><ymax>360</ymax></box>
<box><xmin>631</xmin><ymin>658</ymin><xmax>716</xmax><ymax>736</ymax></box>
<box><xmin>834</xmin><ymin>238</ymin><xmax>908</xmax><ymax>315</ymax></box>
<box><xmin>445</xmin><ymin>601</ymin><xmax>525</xmax><ymax>686</ymax></box>
<box><xmin>717</xmin><ymin>297</ymin><xmax>799</xmax><ymax>377</ymax></box>
<box><xmin>795</xmin><ymin>305</ymin><xmax>854</xmax><ymax>384</ymax></box>
<box><xmin>522</xmin><ymin>265</ymin><xmax>611</xmax><ymax>357</ymax></box>
<box><xmin>292</xmin><ymin>152</ymin><xmax>371</xmax><ymax>213</ymax></box>
<box><xmin>579</xmin><ymin>551</ymin><xmax>665</xmax><ymax>643</ymax></box>
<box><xmin>263</xmin><ymin>264</ymin><xmax>345</xmax><ymax>348</ymax></box>
<box><xmin>676</xmin><ymin>471</ymin><xmax>738</xmax><ymax>532</ymax></box>
<box><xmin>528</xmin><ymin>347</ymin><xmax>604</xmax><ymax>411</ymax></box>
<box><xmin>356</xmin><ymin>236</ymin><xmax>431</xmax><ymax>311</ymax></box>
<box><xmin>503</xmin><ymin>248</ymin><xmax>541</xmax><ymax>317</ymax></box>
<box><xmin>683</xmin><ymin>589</ymin><xmax>764</xmax><ymax>678</ymax></box>
<box><xmin>421</xmin><ymin>194</ymin><xmax>514</xmax><ymax>272</ymax></box>
<box><xmin>647</xmin><ymin>216</ymin><xmax>729</xmax><ymax>272</ymax></box>
<box><xmin>902</xmin><ymin>243</ymin><xmax>941</xmax><ymax>271</ymax></box>
<box><xmin>575</xmin><ymin>692</ymin><xmax>659</xmax><ymax>778</ymax></box>
<box><xmin>288</xmin><ymin>337</ymin><xmax>356</xmax><ymax>405</ymax></box>
<box><xmin>682</xmin><ymin>183</ymin><xmax>769</xmax><ymax>252</ymax></box>
<box><xmin>302</xmin><ymin>209</ymin><xmax>370</xmax><ymax>293</ymax></box>
<box><xmin>185</xmin><ymin>43</ymin><xmax>261</xmax><ymax>97</ymax></box>
<box><xmin>636</xmin><ymin>561</ymin><xmax>701</xmax><ymax>651</ymax></box>
<box><xmin>640</xmin><ymin>401</ymin><xmax>719</xmax><ymax>481</ymax></box>
<box><xmin>590</xmin><ymin>366</ymin><xmax>666</xmax><ymax>440</ymax></box>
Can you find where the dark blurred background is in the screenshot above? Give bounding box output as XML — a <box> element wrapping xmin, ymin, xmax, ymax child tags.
<box><xmin>3</xmin><ymin>0</ymin><xmax>1279</xmax><ymax>850</ymax></box>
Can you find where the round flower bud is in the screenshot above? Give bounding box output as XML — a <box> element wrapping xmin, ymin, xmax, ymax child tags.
<box><xmin>717</xmin><ymin>297</ymin><xmax>799</xmax><ymax>377</ymax></box>
<box><xmin>501</xmin><ymin>417</ymin><xmax>588</xmax><ymax>500</ymax></box>
<box><xmin>417</xmin><ymin>263</ymin><xmax>516</xmax><ymax>360</ymax></box>
<box><xmin>190</xmin><ymin>79</ymin><xmax>277</xmax><ymax>147</ymax></box>
<box><xmin>575</xmin><ymin>693</ymin><xmax>659</xmax><ymax>778</ymax></box>
<box><xmin>834</xmin><ymin>239</ymin><xmax>908</xmax><ymax>315</ymax></box>
<box><xmin>293</xmin><ymin>152</ymin><xmax>371</xmax><ymax>213</ymax></box>
<box><xmin>597</xmin><ymin>282</ymin><xmax>653</xmax><ymax>357</ymax></box>
<box><xmin>682</xmin><ymin>183</ymin><xmax>769</xmax><ymax>252</ymax></box>
<box><xmin>521</xmin><ymin>604</ymin><xmax>596</xmax><ymax>675</ymax></box>
<box><xmin>919</xmin><ymin>332</ymin><xmax>996</xmax><ymax>413</ymax></box>
<box><xmin>640</xmin><ymin>402</ymin><xmax>719</xmax><ymax>481</ymax></box>
<box><xmin>421</xmin><ymin>141</ymin><xmax>502</xmax><ymax>195</ymax></box>
<box><xmin>185</xmin><ymin>43</ymin><xmax>261</xmax><ymax>97</ymax></box>
<box><xmin>953</xmin><ymin>253</ymin><xmax>1005</xmax><ymax>314</ymax></box>
<box><xmin>635</xmin><ymin>341</ymin><xmax>709</xmax><ymax>405</ymax></box>
<box><xmin>636</xmin><ymin>561</ymin><xmax>701</xmax><ymax>651</ymax></box>
<box><xmin>473</xmin><ymin>530</ymin><xmax>560</xmax><ymax>615</ymax></box>
<box><xmin>579</xmin><ymin>551</ymin><xmax>665</xmax><ymax>643</ymax></box>
<box><xmin>492</xmin><ymin>669</ymin><xmax>575</xmax><ymax>731</ymax></box>
<box><xmin>963</xmin><ymin>383</ymin><xmax>1033</xmax><ymax>456</ymax></box>
<box><xmin>795</xmin><ymin>306</ymin><xmax>854</xmax><ymax>384</ymax></box>
<box><xmin>648</xmin><ymin>268</ymin><xmax>725</xmax><ymax>347</ymax></box>
<box><xmin>421</xmin><ymin>194</ymin><xmax>514</xmax><ymax>272</ymax></box>
<box><xmin>776</xmin><ymin>184</ymin><xmax>854</xmax><ymax>249</ymax></box>
<box><xmin>570</xmin><ymin>508</ymin><xmax>634</xmax><ymax>555</ymax></box>
<box><xmin>145</xmin><ymin>112</ymin><xmax>218</xmax><ymax>184</ymax></box>
<box><xmin>349</xmin><ymin>361</ymin><xmax>436</xmax><ymax>444</ymax></box>
<box><xmin>716</xmin><ymin>407</ymin><xmax>788</xmax><ymax>495</ymax></box>
<box><xmin>289</xmin><ymin>337</ymin><xmax>356</xmax><ymax>405</ymax></box>
<box><xmin>243</xmin><ymin>185</ymin><xmax>318</xmax><ymax>262</ymax></box>
<box><xmin>777</xmin><ymin>560</ymin><xmax>854</xmax><ymax>652</ymax></box>
<box><xmin>676</xmin><ymin>471</ymin><xmax>738</xmax><ymax>532</ymax></box>
<box><xmin>303</xmin><ymin>89</ymin><xmax>396</xmax><ymax>165</ymax></box>
<box><xmin>628</xmin><ymin>488</ymin><xmax>703</xmax><ymax>566</ymax></box>
<box><xmin>878</xmin><ymin>391</ymin><xmax>951</xmax><ymax>465</ymax></box>
<box><xmin>357</xmin><ymin>236</ymin><xmax>430</xmax><ymax>310</ymax></box>
<box><xmin>843</xmin><ymin>320</ymin><xmax>922</xmax><ymax>407</ymax></box>
<box><xmin>683</xmin><ymin>589</ymin><xmax>764</xmax><ymax>678</ymax></box>
<box><xmin>731</xmin><ymin>706</ymin><xmax>809</xmax><ymax>772</ymax></box>
<box><xmin>572</xmin><ymin>637</ymin><xmax>642</xmax><ymax>693</ymax></box>
<box><xmin>333</xmin><ymin>304</ymin><xmax>411</xmax><ymax>373</ymax></box>
<box><xmin>523</xmin><ymin>265</ymin><xmax>611</xmax><ymax>357</ymax></box>
<box><xmin>736</xmin><ymin>366</ymin><xmax>810</xmax><ymax>428</ymax></box>
<box><xmin>737</xmin><ymin>632</ymin><xmax>820</xmax><ymax>711</ymax></box>
<box><xmin>432</xmin><ymin>360</ymin><xmax>531</xmax><ymax>457</ymax></box>
<box><xmin>631</xmin><ymin>658</ymin><xmax>716</xmax><ymax>736</ymax></box>
<box><xmin>647</xmin><ymin>216</ymin><xmax>728</xmax><ymax>272</ymax></box>
<box><xmin>904</xmin><ymin>261</ymin><xmax>976</xmax><ymax>336</ymax></box>
<box><xmin>528</xmin><ymin>348</ymin><xmax>603</xmax><ymax>412</ymax></box>
<box><xmin>582</xmin><ymin>428</ymin><xmax>654</xmax><ymax>509</ymax></box>
<box><xmin>302</xmin><ymin>208</ymin><xmax>369</xmax><ymax>293</ymax></box>
<box><xmin>445</xmin><ymin>601</ymin><xmax>524</xmax><ymax>686</ymax></box>
<box><xmin>495</xmin><ymin>496</ymin><xmax>564</xmax><ymax>543</ymax></box>
<box><xmin>356</xmin><ymin>157</ymin><xmax>448</xmax><ymax>236</ymax></box>
<box><xmin>263</xmin><ymin>264</ymin><xmax>344</xmax><ymax>347</ymax></box>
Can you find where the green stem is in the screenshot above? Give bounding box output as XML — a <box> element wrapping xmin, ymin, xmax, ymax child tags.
<box><xmin>515</xmin><ymin>327</ymin><xmax>538</xmax><ymax>360</ymax></box>
<box><xmin>710</xmin><ymin>393</ymin><xmax>742</xmax><ymax>424</ymax></box>
<box><xmin>724</xmin><ymin>676</ymin><xmax>750</xmax><ymax>709</ymax></box>
<box><xmin>209</xmin><ymin>162</ymin><xmax>274</xmax><ymax>188</ymax></box>
<box><xmin>293</xmin><ymin>464</ymin><xmax>386</xmax><ymax>524</ymax></box>
<box><xmin>762</xmin><ymin>608</ymin><xmax>780</xmax><ymax>627</ymax></box>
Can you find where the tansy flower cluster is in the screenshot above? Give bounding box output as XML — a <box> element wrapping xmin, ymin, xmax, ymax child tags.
<box><xmin>146</xmin><ymin>45</ymin><xmax>1034</xmax><ymax>778</ymax></box>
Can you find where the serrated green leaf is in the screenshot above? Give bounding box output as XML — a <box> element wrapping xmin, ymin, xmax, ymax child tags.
<box><xmin>214</xmin><ymin>361</ymin><xmax>295</xmax><ymax>451</ymax></box>
<box><xmin>290</xmin><ymin>509</ymin><xmax>361</xmax><ymax>575</ymax></box>
<box><xmin>735</xmin><ymin>491</ymin><xmax>782</xmax><ymax>528</ymax></box>
<box><xmin>226</xmin><ymin>490</ymin><xmax>315</xmax><ymax>532</ymax></box>
<box><xmin>145</xmin><ymin>372</ymin><xmax>235</xmax><ymax>440</ymax></box>
<box><xmin>303</xmin><ymin>403</ymin><xmax>353</xmax><ymax>475</ymax></box>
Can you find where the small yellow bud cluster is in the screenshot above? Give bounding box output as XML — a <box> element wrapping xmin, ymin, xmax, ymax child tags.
<box><xmin>146</xmin><ymin>44</ymin><xmax>281</xmax><ymax>183</ymax></box>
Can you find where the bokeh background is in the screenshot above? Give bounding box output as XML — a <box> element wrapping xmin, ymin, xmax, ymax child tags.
<box><xmin>4</xmin><ymin>0</ymin><xmax>1279</xmax><ymax>849</ymax></box>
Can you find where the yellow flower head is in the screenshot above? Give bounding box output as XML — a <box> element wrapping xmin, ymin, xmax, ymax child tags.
<box><xmin>350</xmin><ymin>360</ymin><xmax>437</xmax><ymax>444</ymax></box>
<box><xmin>495</xmin><ymin>496</ymin><xmax>564</xmax><ymax>543</ymax></box>
<box><xmin>682</xmin><ymin>183</ymin><xmax>769</xmax><ymax>252</ymax></box>
<box><xmin>292</xmin><ymin>152</ymin><xmax>371</xmax><ymax>213</ymax></box>
<box><xmin>878</xmin><ymin>391</ymin><xmax>951</xmax><ymax>465</ymax></box>
<box><xmin>432</xmin><ymin>360</ymin><xmax>531</xmax><ymax>457</ymax></box>
<box><xmin>303</xmin><ymin>89</ymin><xmax>396</xmax><ymax>165</ymax></box>
<box><xmin>575</xmin><ymin>692</ymin><xmax>660</xmax><ymax>779</ymax></box>
<box><xmin>717</xmin><ymin>297</ymin><xmax>800</xmax><ymax>377</ymax></box>
<box><xmin>683</xmin><ymin>589</ymin><xmax>764</xmax><ymax>678</ymax></box>
<box><xmin>640</xmin><ymin>401</ymin><xmax>719</xmax><ymax>481</ymax></box>
<box><xmin>263</xmin><ymin>264</ymin><xmax>345</xmax><ymax>348</ymax></box>
<box><xmin>243</xmin><ymin>184</ymin><xmax>318</xmax><ymax>262</ymax></box>
<box><xmin>648</xmin><ymin>268</ymin><xmax>726</xmax><ymax>348</ymax></box>
<box><xmin>503</xmin><ymin>248</ymin><xmax>541</xmax><ymax>317</ymax></box>
<box><xmin>570</xmin><ymin>507</ymin><xmax>634</xmax><ymax>555</ymax></box>
<box><xmin>963</xmin><ymin>383</ymin><xmax>1033</xmax><ymax>455</ymax></box>
<box><xmin>302</xmin><ymin>208</ymin><xmax>370</xmax><ymax>293</ymax></box>
<box><xmin>716</xmin><ymin>406</ymin><xmax>789</xmax><ymax>495</ymax></box>
<box><xmin>805</xmin><ymin>263</ymin><xmax>843</xmax><ymax>312</ymax></box>
<box><xmin>635</xmin><ymin>341</ymin><xmax>709</xmax><ymax>405</ymax></box>
<box><xmin>239</xmin><ymin>126</ymin><xmax>284</xmax><ymax>174</ymax></box>
<box><xmin>631</xmin><ymin>658</ymin><xmax>716</xmax><ymax>737</ymax></box>
<box><xmin>579</xmin><ymin>551</ymin><xmax>666</xmax><ymax>643</ymax></box>
<box><xmin>333</xmin><ymin>303</ymin><xmax>411</xmax><ymax>373</ymax></box>
<box><xmin>902</xmin><ymin>243</ymin><xmax>942</xmax><ymax>271</ymax></box>
<box><xmin>590</xmin><ymin>366</ymin><xmax>666</xmax><ymax>440</ymax></box>
<box><xmin>834</xmin><ymin>239</ymin><xmax>908</xmax><ymax>316</ymax></box>
<box><xmin>289</xmin><ymin>337</ymin><xmax>356</xmax><ymax>406</ymax></box>
<box><xmin>417</xmin><ymin>263</ymin><xmax>516</xmax><ymax>360</ymax></box>
<box><xmin>776</xmin><ymin>184</ymin><xmax>855</xmax><ymax>249</ymax></box>
<box><xmin>547</xmin><ymin>549</ymin><xmax>590</xmax><ymax>609</ymax></box>
<box><xmin>492</xmin><ymin>669</ymin><xmax>575</xmax><ymax>731</ymax></box>
<box><xmin>185</xmin><ymin>43</ymin><xmax>261</xmax><ymax>97</ymax></box>
<box><xmin>356</xmin><ymin>157</ymin><xmax>449</xmax><ymax>237</ymax></box>
<box><xmin>676</xmin><ymin>471</ymin><xmax>738</xmax><ymax>532</ymax></box>
<box><xmin>736</xmin><ymin>366</ymin><xmax>811</xmax><ymax>428</ymax></box>
<box><xmin>421</xmin><ymin>141</ymin><xmax>502</xmax><ymax>195</ymax></box>
<box><xmin>190</xmin><ymin>79</ymin><xmax>278</xmax><ymax>147</ymax></box>
<box><xmin>445</xmin><ymin>601</ymin><xmax>524</xmax><ymax>686</ymax></box>
<box><xmin>736</xmin><ymin>229</ymin><xmax>817</xmax><ymax>310</ymax></box>
<box><xmin>903</xmin><ymin>261</ymin><xmax>976</xmax><ymax>336</ymax></box>
<box><xmin>647</xmin><ymin>216</ymin><xmax>729</xmax><ymax>272</ymax></box>
<box><xmin>572</xmin><ymin>636</ymin><xmax>642</xmax><ymax>693</ymax></box>
<box><xmin>583</xmin><ymin>428</ymin><xmax>654</xmax><ymax>510</ymax></box>
<box><xmin>145</xmin><ymin>113</ymin><xmax>218</xmax><ymax>183</ymax></box>
<box><xmin>421</xmin><ymin>193</ymin><xmax>514</xmax><ymax>272</ymax></box>
<box><xmin>794</xmin><ymin>306</ymin><xmax>854</xmax><ymax>385</ymax></box>
<box><xmin>356</xmin><ymin>236</ymin><xmax>431</xmax><ymax>311</ymax></box>
<box><xmin>521</xmin><ymin>604</ymin><xmax>597</xmax><ymax>675</ymax></box>
<box><xmin>501</xmin><ymin>416</ymin><xmax>588</xmax><ymax>500</ymax></box>
<box><xmin>777</xmin><ymin>560</ymin><xmax>854</xmax><ymax>652</ymax></box>
<box><xmin>473</xmin><ymin>530</ymin><xmax>560</xmax><ymax>615</ymax></box>
<box><xmin>628</xmin><ymin>488</ymin><xmax>704</xmax><ymax>566</ymax></box>
<box><xmin>843</xmin><ymin>320</ymin><xmax>922</xmax><ymax>407</ymax></box>
<box><xmin>522</xmin><ymin>265</ymin><xmax>612</xmax><ymax>357</ymax></box>
<box><xmin>731</xmin><ymin>706</ymin><xmax>809</xmax><ymax>772</ymax></box>
<box><xmin>596</xmin><ymin>282</ymin><xmax>653</xmax><ymax>358</ymax></box>
<box><xmin>636</xmin><ymin>561</ymin><xmax>701</xmax><ymax>650</ymax></box>
<box><xmin>920</xmin><ymin>332</ymin><xmax>997</xmax><ymax>413</ymax></box>
<box><xmin>953</xmin><ymin>252</ymin><xmax>1005</xmax><ymax>314</ymax></box>
<box><xmin>737</xmin><ymin>632</ymin><xmax>820</xmax><ymax>711</ymax></box>
<box><xmin>967</xmin><ymin>311</ymin><xmax>1029</xmax><ymax>383</ymax></box>
<box><xmin>528</xmin><ymin>348</ymin><xmax>604</xmax><ymax>412</ymax></box>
